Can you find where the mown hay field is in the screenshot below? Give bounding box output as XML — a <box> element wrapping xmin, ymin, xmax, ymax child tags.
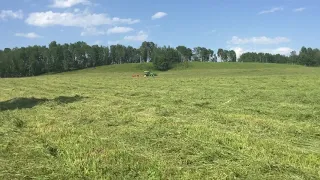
<box><xmin>1</xmin><ymin>63</ymin><xmax>320</xmax><ymax>179</ymax></box>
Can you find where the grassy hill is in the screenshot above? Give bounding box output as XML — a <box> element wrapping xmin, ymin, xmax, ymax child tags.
<box><xmin>1</xmin><ymin>62</ymin><xmax>320</xmax><ymax>179</ymax></box>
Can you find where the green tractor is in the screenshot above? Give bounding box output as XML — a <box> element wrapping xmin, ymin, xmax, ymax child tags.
<box><xmin>144</xmin><ymin>71</ymin><xmax>157</xmax><ymax>77</ymax></box>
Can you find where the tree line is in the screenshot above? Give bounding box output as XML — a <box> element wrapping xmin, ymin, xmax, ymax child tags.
<box><xmin>238</xmin><ymin>47</ymin><xmax>320</xmax><ymax>66</ymax></box>
<box><xmin>0</xmin><ymin>40</ymin><xmax>319</xmax><ymax>78</ymax></box>
<box><xmin>0</xmin><ymin>41</ymin><xmax>219</xmax><ymax>77</ymax></box>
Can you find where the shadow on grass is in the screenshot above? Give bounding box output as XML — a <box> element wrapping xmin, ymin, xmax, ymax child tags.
<box><xmin>0</xmin><ymin>95</ymin><xmax>86</xmax><ymax>111</ymax></box>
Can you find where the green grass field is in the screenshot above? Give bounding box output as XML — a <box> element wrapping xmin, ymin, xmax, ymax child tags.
<box><xmin>1</xmin><ymin>62</ymin><xmax>320</xmax><ymax>179</ymax></box>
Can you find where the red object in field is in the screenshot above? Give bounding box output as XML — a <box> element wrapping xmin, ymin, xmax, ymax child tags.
<box><xmin>132</xmin><ymin>74</ymin><xmax>140</xmax><ymax>77</ymax></box>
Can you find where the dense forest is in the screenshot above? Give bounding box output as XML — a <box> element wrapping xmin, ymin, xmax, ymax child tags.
<box><xmin>0</xmin><ymin>41</ymin><xmax>319</xmax><ymax>78</ymax></box>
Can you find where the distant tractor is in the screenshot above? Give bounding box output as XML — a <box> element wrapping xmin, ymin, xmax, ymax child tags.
<box><xmin>132</xmin><ymin>71</ymin><xmax>157</xmax><ymax>78</ymax></box>
<box><xmin>144</xmin><ymin>71</ymin><xmax>157</xmax><ymax>77</ymax></box>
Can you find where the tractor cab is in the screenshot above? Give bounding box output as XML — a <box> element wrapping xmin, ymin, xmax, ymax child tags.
<box><xmin>144</xmin><ymin>71</ymin><xmax>150</xmax><ymax>77</ymax></box>
<box><xmin>144</xmin><ymin>71</ymin><xmax>156</xmax><ymax>77</ymax></box>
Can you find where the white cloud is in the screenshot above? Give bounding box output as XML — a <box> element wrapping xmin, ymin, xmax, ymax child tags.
<box><xmin>15</xmin><ymin>32</ymin><xmax>42</xmax><ymax>38</ymax></box>
<box><xmin>81</xmin><ymin>26</ymin><xmax>134</xmax><ymax>36</ymax></box>
<box><xmin>258</xmin><ymin>7</ymin><xmax>283</xmax><ymax>15</ymax></box>
<box><xmin>0</xmin><ymin>10</ymin><xmax>23</xmax><ymax>20</ymax></box>
<box><xmin>270</xmin><ymin>47</ymin><xmax>293</xmax><ymax>55</ymax></box>
<box><xmin>230</xmin><ymin>46</ymin><xmax>294</xmax><ymax>58</ymax></box>
<box><xmin>81</xmin><ymin>27</ymin><xmax>105</xmax><ymax>36</ymax></box>
<box><xmin>26</xmin><ymin>11</ymin><xmax>140</xmax><ymax>27</ymax></box>
<box><xmin>293</xmin><ymin>7</ymin><xmax>306</xmax><ymax>12</ymax></box>
<box><xmin>232</xmin><ymin>47</ymin><xmax>246</xmax><ymax>59</ymax></box>
<box><xmin>228</xmin><ymin>36</ymin><xmax>290</xmax><ymax>45</ymax></box>
<box><xmin>151</xmin><ymin>12</ymin><xmax>167</xmax><ymax>20</ymax></box>
<box><xmin>107</xmin><ymin>26</ymin><xmax>134</xmax><ymax>34</ymax></box>
<box><xmin>124</xmin><ymin>31</ymin><xmax>148</xmax><ymax>42</ymax></box>
<box><xmin>50</xmin><ymin>0</ymin><xmax>91</xmax><ymax>8</ymax></box>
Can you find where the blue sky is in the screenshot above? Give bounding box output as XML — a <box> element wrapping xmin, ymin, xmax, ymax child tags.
<box><xmin>0</xmin><ymin>0</ymin><xmax>319</xmax><ymax>57</ymax></box>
